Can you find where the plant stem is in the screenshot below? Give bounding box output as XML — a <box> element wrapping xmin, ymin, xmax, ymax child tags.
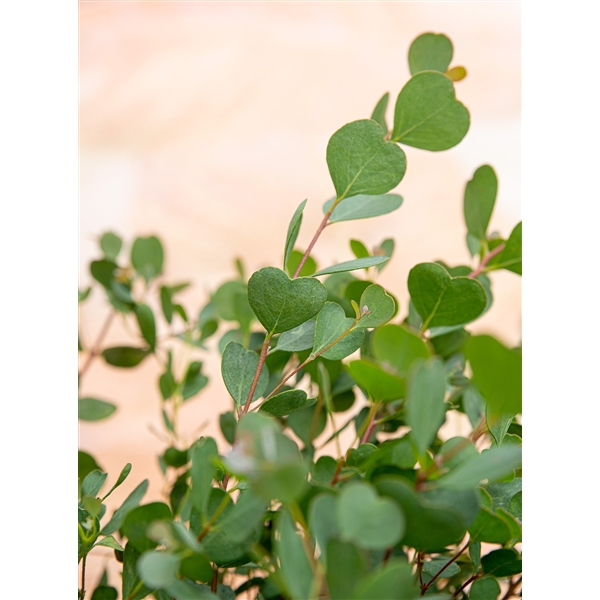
<box><xmin>330</xmin><ymin>456</ymin><xmax>345</xmax><ymax>486</ymax></box>
<box><xmin>451</xmin><ymin>572</ymin><xmax>481</xmax><ymax>598</ymax></box>
<box><xmin>468</xmin><ymin>243</ymin><xmax>505</xmax><ymax>279</ymax></box>
<box><xmin>79</xmin><ymin>310</ymin><xmax>115</xmax><ymax>379</ymax></box>
<box><xmin>416</xmin><ymin>552</ymin><xmax>424</xmax><ymax>590</ymax></box>
<box><xmin>292</xmin><ymin>203</ymin><xmax>336</xmax><ymax>278</ymax></box>
<box><xmin>80</xmin><ymin>555</ymin><xmax>87</xmax><ymax>600</ymax></box>
<box><xmin>360</xmin><ymin>403</ymin><xmax>380</xmax><ymax>445</ymax></box>
<box><xmin>239</xmin><ymin>335</ymin><xmax>271</xmax><ymax>418</ymax></box>
<box><xmin>500</xmin><ymin>575</ymin><xmax>522</xmax><ymax>600</ymax></box>
<box><xmin>197</xmin><ymin>492</ymin><xmax>232</xmax><ymax>542</ymax></box>
<box><xmin>211</xmin><ymin>567</ymin><xmax>219</xmax><ymax>594</ymax></box>
<box><xmin>421</xmin><ymin>539</ymin><xmax>470</xmax><ymax>593</ymax></box>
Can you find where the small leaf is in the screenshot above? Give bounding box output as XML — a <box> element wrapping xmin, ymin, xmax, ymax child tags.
<box><xmin>350</xmin><ymin>239</ymin><xmax>370</xmax><ymax>259</ymax></box>
<box><xmin>101</xmin><ymin>479</ymin><xmax>149</xmax><ymax>535</ymax></box>
<box><xmin>481</xmin><ymin>548</ymin><xmax>522</xmax><ymax>577</ymax></box>
<box><xmin>327</xmin><ymin>120</ymin><xmax>406</xmax><ymax>201</ymax></box>
<box><xmin>102</xmin><ymin>346</ymin><xmax>149</xmax><ymax>368</ymax></box>
<box><xmin>134</xmin><ymin>303</ymin><xmax>156</xmax><ymax>351</ymax></box>
<box><xmin>275</xmin><ymin>319</ymin><xmax>315</xmax><ymax>353</ymax></box>
<box><xmin>247</xmin><ymin>267</ymin><xmax>327</xmax><ymax>334</ymax></box>
<box><xmin>221</xmin><ymin>342</ymin><xmax>269</xmax><ymax>405</ymax></box>
<box><xmin>137</xmin><ymin>550</ymin><xmax>180</xmax><ymax>588</ymax></box>
<box><xmin>101</xmin><ymin>463</ymin><xmax>132</xmax><ymax>501</ymax></box>
<box><xmin>283</xmin><ymin>199</ymin><xmax>307</xmax><ymax>270</ymax></box>
<box><xmin>160</xmin><ymin>285</ymin><xmax>174</xmax><ymax>323</ymax></box>
<box><xmin>314</xmin><ymin>256</ymin><xmax>389</xmax><ymax>276</ymax></box>
<box><xmin>285</xmin><ymin>249</ymin><xmax>317</xmax><ymax>277</ymax></box>
<box><xmin>313</xmin><ymin>302</ymin><xmax>364</xmax><ymax>360</ymax></box>
<box><xmin>100</xmin><ymin>232</ymin><xmax>122</xmax><ymax>262</ymax></box>
<box><xmin>182</xmin><ymin>361</ymin><xmax>209</xmax><ymax>400</ymax></box>
<box><xmin>81</xmin><ymin>470</ymin><xmax>108</xmax><ymax>498</ymax></box>
<box><xmin>464</xmin><ymin>165</ymin><xmax>498</xmax><ymax>241</ymax></box>
<box><xmin>190</xmin><ymin>437</ymin><xmax>218</xmax><ymax>521</ymax></box>
<box><xmin>356</xmin><ymin>284</ymin><xmax>396</xmax><ymax>328</ymax></box>
<box><xmin>446</xmin><ymin>65</ymin><xmax>467</xmax><ymax>82</ymax></box>
<box><xmin>469</xmin><ymin>577</ymin><xmax>501</xmax><ymax>600</ymax></box>
<box><xmin>79</xmin><ymin>287</ymin><xmax>92</xmax><ymax>303</ymax></box>
<box><xmin>90</xmin><ymin>260</ymin><xmax>118</xmax><ymax>289</ymax></box>
<box><xmin>487</xmin><ymin>221</ymin><xmax>522</xmax><ymax>275</ymax></box>
<box><xmin>131</xmin><ymin>236</ymin><xmax>164</xmax><ymax>282</ymax></box>
<box><xmin>408</xmin><ymin>32</ymin><xmax>453</xmax><ymax>74</ymax></box>
<box><xmin>422</xmin><ymin>557</ymin><xmax>460</xmax><ymax>578</ymax></box>
<box><xmin>259</xmin><ymin>390</ymin><xmax>317</xmax><ymax>417</ymax></box>
<box><xmin>324</xmin><ymin>193</ymin><xmax>403</xmax><ymax>223</ymax></box>
<box><xmin>78</xmin><ymin>397</ymin><xmax>117</xmax><ymax>421</ymax></box>
<box><xmin>370</xmin><ymin>92</ymin><xmax>389</xmax><ymax>135</ymax></box>
<box><xmin>220</xmin><ymin>411</ymin><xmax>237</xmax><ymax>445</ymax></box>
<box><xmin>93</xmin><ymin>535</ymin><xmax>124</xmax><ymax>552</ymax></box>
<box><xmin>391</xmin><ymin>71</ymin><xmax>470</xmax><ymax>151</ymax></box>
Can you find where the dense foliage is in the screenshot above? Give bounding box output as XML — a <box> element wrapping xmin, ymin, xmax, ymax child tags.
<box><xmin>79</xmin><ymin>32</ymin><xmax>522</xmax><ymax>600</ymax></box>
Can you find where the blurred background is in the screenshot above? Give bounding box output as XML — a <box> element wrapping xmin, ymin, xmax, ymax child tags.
<box><xmin>79</xmin><ymin>1</ymin><xmax>520</xmax><ymax>588</ymax></box>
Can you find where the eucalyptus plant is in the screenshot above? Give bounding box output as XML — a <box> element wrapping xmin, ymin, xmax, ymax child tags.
<box><xmin>79</xmin><ymin>32</ymin><xmax>522</xmax><ymax>600</ymax></box>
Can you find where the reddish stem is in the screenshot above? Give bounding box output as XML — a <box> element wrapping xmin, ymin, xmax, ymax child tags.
<box><xmin>421</xmin><ymin>539</ymin><xmax>470</xmax><ymax>593</ymax></box>
<box><xmin>451</xmin><ymin>573</ymin><xmax>481</xmax><ymax>598</ymax></box>
<box><xmin>79</xmin><ymin>311</ymin><xmax>115</xmax><ymax>379</ymax></box>
<box><xmin>239</xmin><ymin>337</ymin><xmax>271</xmax><ymax>418</ymax></box>
<box><xmin>468</xmin><ymin>243</ymin><xmax>506</xmax><ymax>279</ymax></box>
<box><xmin>293</xmin><ymin>210</ymin><xmax>332</xmax><ymax>278</ymax></box>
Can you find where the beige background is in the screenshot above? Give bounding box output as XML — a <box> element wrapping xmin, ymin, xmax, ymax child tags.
<box><xmin>79</xmin><ymin>2</ymin><xmax>520</xmax><ymax>592</ymax></box>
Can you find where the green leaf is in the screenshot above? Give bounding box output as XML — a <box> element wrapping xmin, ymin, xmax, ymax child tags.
<box><xmin>487</xmin><ymin>221</ymin><xmax>522</xmax><ymax>275</ymax></box>
<box><xmin>327</xmin><ymin>119</ymin><xmax>407</xmax><ymax>201</ymax></box>
<box><xmin>284</xmin><ymin>199</ymin><xmax>307</xmax><ymax>270</ymax></box>
<box><xmin>406</xmin><ymin>358</ymin><xmax>447</xmax><ymax>456</ymax></box>
<box><xmin>90</xmin><ymin>259</ymin><xmax>118</xmax><ymax>290</ymax></box>
<box><xmin>122</xmin><ymin>543</ymin><xmax>153</xmax><ymax>600</ymax></box>
<box><xmin>468</xmin><ymin>506</ymin><xmax>513</xmax><ymax>544</ymax></box>
<box><xmin>79</xmin><ymin>451</ymin><xmax>102</xmax><ymax>485</ymax></box>
<box><xmin>79</xmin><ymin>287</ymin><xmax>92</xmax><ymax>303</ymax></box>
<box><xmin>422</xmin><ymin>557</ymin><xmax>460</xmax><ymax>578</ymax></box>
<box><xmin>274</xmin><ymin>510</ymin><xmax>315</xmax><ymax>600</ymax></box>
<box><xmin>221</xmin><ymin>342</ymin><xmax>269</xmax><ymax>405</ymax></box>
<box><xmin>182</xmin><ymin>361</ymin><xmax>209</xmax><ymax>400</ymax></box>
<box><xmin>91</xmin><ymin>585</ymin><xmax>118</xmax><ymax>600</ymax></box>
<box><xmin>350</xmin><ymin>239</ymin><xmax>370</xmax><ymax>259</ymax></box>
<box><xmin>337</xmin><ymin>481</ymin><xmax>405</xmax><ymax>550</ymax></box>
<box><xmin>101</xmin><ymin>479</ymin><xmax>149</xmax><ymax>535</ymax></box>
<box><xmin>313</xmin><ymin>302</ymin><xmax>364</xmax><ymax>360</ymax></box>
<box><xmin>352</xmin><ymin>559</ymin><xmax>418</xmax><ymax>599</ymax></box>
<box><xmin>375</xmin><ymin>238</ymin><xmax>395</xmax><ymax>272</ymax></box>
<box><xmin>509</xmin><ymin>491</ymin><xmax>522</xmax><ymax>521</ymax></box>
<box><xmin>480</xmin><ymin>548</ymin><xmax>522</xmax><ymax>577</ymax></box>
<box><xmin>101</xmin><ymin>463</ymin><xmax>132</xmax><ymax>501</ymax></box>
<box><xmin>372</xmin><ymin>324</ymin><xmax>430</xmax><ymax>374</ymax></box>
<box><xmin>466</xmin><ymin>335</ymin><xmax>522</xmax><ymax>415</ymax></box>
<box><xmin>121</xmin><ymin>503</ymin><xmax>172</xmax><ymax>552</ymax></box>
<box><xmin>137</xmin><ymin>550</ymin><xmax>180</xmax><ymax>588</ymax></box>
<box><xmin>464</xmin><ymin>165</ymin><xmax>498</xmax><ymax>241</ymax></box>
<box><xmin>391</xmin><ymin>71</ymin><xmax>469</xmax><ymax>151</ymax></box>
<box><xmin>100</xmin><ymin>232</ymin><xmax>122</xmax><ymax>262</ymax></box>
<box><xmin>219</xmin><ymin>411</ymin><xmax>237</xmax><ymax>445</ymax></box>
<box><xmin>131</xmin><ymin>236</ymin><xmax>164</xmax><ymax>282</ymax></box>
<box><xmin>326</xmin><ymin>539</ymin><xmax>367</xmax><ymax>600</ymax></box>
<box><xmin>408</xmin><ymin>32</ymin><xmax>453</xmax><ymax>74</ymax></box>
<box><xmin>286</xmin><ymin>249</ymin><xmax>317</xmax><ymax>278</ymax></box>
<box><xmin>308</xmin><ymin>493</ymin><xmax>340</xmax><ymax>562</ymax></box>
<box><xmin>485</xmin><ymin>478</ymin><xmax>522</xmax><ymax>513</ymax></box>
<box><xmin>275</xmin><ymin>320</ymin><xmax>316</xmax><ymax>353</ymax></box>
<box><xmin>436</xmin><ymin>445</ymin><xmax>522</xmax><ymax>490</ymax></box>
<box><xmin>247</xmin><ymin>267</ymin><xmax>327</xmax><ymax>334</ymax></box>
<box><xmin>179</xmin><ymin>553</ymin><xmax>213</xmax><ymax>584</ymax></box>
<box><xmin>355</xmin><ymin>284</ymin><xmax>396</xmax><ymax>328</ymax></box>
<box><xmin>78</xmin><ymin>397</ymin><xmax>116</xmax><ymax>421</ymax></box>
<box><xmin>190</xmin><ymin>437</ymin><xmax>218</xmax><ymax>521</ymax></box>
<box><xmin>469</xmin><ymin>577</ymin><xmax>501</xmax><ymax>600</ymax></box>
<box><xmin>81</xmin><ymin>470</ymin><xmax>108</xmax><ymax>498</ymax></box>
<box><xmin>370</xmin><ymin>92</ymin><xmax>389</xmax><ymax>135</ymax></box>
<box><xmin>259</xmin><ymin>390</ymin><xmax>317</xmax><ymax>417</ymax></box>
<box><xmin>93</xmin><ymin>535</ymin><xmax>124</xmax><ymax>552</ymax></box>
<box><xmin>324</xmin><ymin>193</ymin><xmax>403</xmax><ymax>223</ymax></box>
<box><xmin>102</xmin><ymin>346</ymin><xmax>150</xmax><ymax>368</ymax></box>
<box><xmin>314</xmin><ymin>256</ymin><xmax>389</xmax><ymax>277</ymax></box>
<box><xmin>487</xmin><ymin>410</ymin><xmax>515</xmax><ymax>446</ymax></box>
<box><xmin>347</xmin><ymin>359</ymin><xmax>406</xmax><ymax>401</ymax></box>
<box><xmin>408</xmin><ymin>263</ymin><xmax>486</xmax><ymax>330</ymax></box>
<box><xmin>133</xmin><ymin>303</ymin><xmax>156</xmax><ymax>351</ymax></box>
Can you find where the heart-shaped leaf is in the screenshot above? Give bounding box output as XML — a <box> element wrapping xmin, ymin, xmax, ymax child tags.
<box><xmin>323</xmin><ymin>193</ymin><xmax>403</xmax><ymax>223</ymax></box>
<box><xmin>408</xmin><ymin>32</ymin><xmax>453</xmax><ymax>75</ymax></box>
<box><xmin>408</xmin><ymin>262</ymin><xmax>487</xmax><ymax>330</ymax></box>
<box><xmin>356</xmin><ymin>284</ymin><xmax>396</xmax><ymax>328</ymax></box>
<box><xmin>327</xmin><ymin>120</ymin><xmax>406</xmax><ymax>201</ymax></box>
<box><xmin>259</xmin><ymin>390</ymin><xmax>317</xmax><ymax>417</ymax></box>
<box><xmin>336</xmin><ymin>481</ymin><xmax>405</xmax><ymax>550</ymax></box>
<box><xmin>221</xmin><ymin>342</ymin><xmax>269</xmax><ymax>405</ymax></box>
<box><xmin>314</xmin><ymin>256</ymin><xmax>389</xmax><ymax>276</ymax></box>
<box><xmin>313</xmin><ymin>302</ymin><xmax>364</xmax><ymax>360</ymax></box>
<box><xmin>391</xmin><ymin>72</ymin><xmax>470</xmax><ymax>151</ymax></box>
<box><xmin>464</xmin><ymin>165</ymin><xmax>498</xmax><ymax>241</ymax></box>
<box><xmin>283</xmin><ymin>199</ymin><xmax>306</xmax><ymax>270</ymax></box>
<box><xmin>248</xmin><ymin>267</ymin><xmax>327</xmax><ymax>335</ymax></box>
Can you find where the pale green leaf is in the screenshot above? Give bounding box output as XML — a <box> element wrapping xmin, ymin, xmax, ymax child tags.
<box><xmin>314</xmin><ymin>256</ymin><xmax>389</xmax><ymax>277</ymax></box>
<box><xmin>323</xmin><ymin>193</ymin><xmax>403</xmax><ymax>223</ymax></box>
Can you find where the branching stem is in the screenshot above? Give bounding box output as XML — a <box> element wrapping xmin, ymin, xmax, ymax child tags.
<box><xmin>468</xmin><ymin>243</ymin><xmax>505</xmax><ymax>279</ymax></box>
<box><xmin>500</xmin><ymin>575</ymin><xmax>522</xmax><ymax>600</ymax></box>
<box><xmin>451</xmin><ymin>572</ymin><xmax>481</xmax><ymax>598</ymax></box>
<box><xmin>421</xmin><ymin>539</ymin><xmax>470</xmax><ymax>594</ymax></box>
<box><xmin>79</xmin><ymin>310</ymin><xmax>115</xmax><ymax>379</ymax></box>
<box><xmin>239</xmin><ymin>335</ymin><xmax>272</xmax><ymax>418</ymax></box>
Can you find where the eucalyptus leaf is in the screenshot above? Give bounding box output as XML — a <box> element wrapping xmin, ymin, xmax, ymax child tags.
<box><xmin>314</xmin><ymin>256</ymin><xmax>389</xmax><ymax>277</ymax></box>
<box><xmin>275</xmin><ymin>320</ymin><xmax>315</xmax><ymax>353</ymax></box>
<box><xmin>78</xmin><ymin>397</ymin><xmax>117</xmax><ymax>421</ymax></box>
<box><xmin>190</xmin><ymin>437</ymin><xmax>218</xmax><ymax>521</ymax></box>
<box><xmin>347</xmin><ymin>359</ymin><xmax>406</xmax><ymax>401</ymax></box>
<box><xmin>259</xmin><ymin>390</ymin><xmax>317</xmax><ymax>417</ymax></box>
<box><xmin>487</xmin><ymin>221</ymin><xmax>522</xmax><ymax>275</ymax></box>
<box><xmin>313</xmin><ymin>302</ymin><xmax>364</xmax><ymax>360</ymax></box>
<box><xmin>100</xmin><ymin>232</ymin><xmax>122</xmax><ymax>261</ymax></box>
<box><xmin>101</xmin><ymin>479</ymin><xmax>149</xmax><ymax>535</ymax></box>
<box><xmin>283</xmin><ymin>199</ymin><xmax>307</xmax><ymax>270</ymax></box>
<box><xmin>120</xmin><ymin>502</ymin><xmax>172</xmax><ymax>552</ymax></box>
<box><xmin>221</xmin><ymin>342</ymin><xmax>269</xmax><ymax>405</ymax></box>
<box><xmin>464</xmin><ymin>165</ymin><xmax>498</xmax><ymax>241</ymax></box>
<box><xmin>102</xmin><ymin>346</ymin><xmax>150</xmax><ymax>368</ymax></box>
<box><xmin>372</xmin><ymin>324</ymin><xmax>430</xmax><ymax>374</ymax></box>
<box><xmin>323</xmin><ymin>193</ymin><xmax>403</xmax><ymax>223</ymax></box>
<box><xmin>469</xmin><ymin>577</ymin><xmax>501</xmax><ymax>600</ymax></box>
<box><xmin>326</xmin><ymin>539</ymin><xmax>367</xmax><ymax>600</ymax></box>
<box><xmin>408</xmin><ymin>32</ymin><xmax>453</xmax><ymax>74</ymax></box>
<box><xmin>356</xmin><ymin>284</ymin><xmax>396</xmax><ymax>328</ymax></box>
<box><xmin>370</xmin><ymin>92</ymin><xmax>390</xmax><ymax>135</ymax></box>
<box><xmin>131</xmin><ymin>236</ymin><xmax>164</xmax><ymax>282</ymax></box>
<box><xmin>134</xmin><ymin>303</ymin><xmax>156</xmax><ymax>351</ymax></box>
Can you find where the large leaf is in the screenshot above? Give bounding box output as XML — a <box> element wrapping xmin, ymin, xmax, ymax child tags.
<box><xmin>283</xmin><ymin>199</ymin><xmax>307</xmax><ymax>270</ymax></box>
<box><xmin>372</xmin><ymin>324</ymin><xmax>430</xmax><ymax>374</ymax></box>
<box><xmin>406</xmin><ymin>358</ymin><xmax>447</xmax><ymax>456</ymax></box>
<box><xmin>327</xmin><ymin>119</ymin><xmax>406</xmax><ymax>201</ymax></box>
<box><xmin>466</xmin><ymin>335</ymin><xmax>522</xmax><ymax>415</ymax></box>
<box><xmin>248</xmin><ymin>267</ymin><xmax>327</xmax><ymax>334</ymax></box>
<box><xmin>120</xmin><ymin>503</ymin><xmax>172</xmax><ymax>552</ymax></box>
<box><xmin>313</xmin><ymin>256</ymin><xmax>389</xmax><ymax>276</ymax></box>
<box><xmin>464</xmin><ymin>165</ymin><xmax>498</xmax><ymax>241</ymax></box>
<box><xmin>313</xmin><ymin>302</ymin><xmax>364</xmax><ymax>360</ymax></box>
<box><xmin>352</xmin><ymin>559</ymin><xmax>418</xmax><ymax>599</ymax></box>
<box><xmin>391</xmin><ymin>71</ymin><xmax>469</xmax><ymax>151</ymax></box>
<box><xmin>355</xmin><ymin>284</ymin><xmax>396</xmax><ymax>328</ymax></box>
<box><xmin>78</xmin><ymin>397</ymin><xmax>116</xmax><ymax>421</ymax></box>
<box><xmin>323</xmin><ymin>193</ymin><xmax>403</xmax><ymax>223</ymax></box>
<box><xmin>137</xmin><ymin>550</ymin><xmax>180</xmax><ymax>589</ymax></box>
<box><xmin>408</xmin><ymin>262</ymin><xmax>486</xmax><ymax>329</ymax></box>
<box><xmin>221</xmin><ymin>342</ymin><xmax>269</xmax><ymax>405</ymax></box>
<box><xmin>480</xmin><ymin>548</ymin><xmax>522</xmax><ymax>577</ymax></box>
<box><xmin>131</xmin><ymin>236</ymin><xmax>164</xmax><ymax>282</ymax></box>
<box><xmin>408</xmin><ymin>32</ymin><xmax>453</xmax><ymax>74</ymax></box>
<box><xmin>259</xmin><ymin>390</ymin><xmax>317</xmax><ymax>417</ymax></box>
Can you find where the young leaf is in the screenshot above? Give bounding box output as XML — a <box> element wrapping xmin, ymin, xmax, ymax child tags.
<box><xmin>355</xmin><ymin>284</ymin><xmax>396</xmax><ymax>328</ymax></box>
<box><xmin>100</xmin><ymin>232</ymin><xmax>122</xmax><ymax>262</ymax></box>
<box><xmin>102</xmin><ymin>346</ymin><xmax>150</xmax><ymax>368</ymax></box>
<box><xmin>78</xmin><ymin>397</ymin><xmax>117</xmax><ymax>421</ymax></box>
<box><xmin>408</xmin><ymin>263</ymin><xmax>486</xmax><ymax>329</ymax></box>
<box><xmin>221</xmin><ymin>342</ymin><xmax>269</xmax><ymax>405</ymax></box>
<box><xmin>326</xmin><ymin>120</ymin><xmax>407</xmax><ymax>201</ymax></box>
<box><xmin>131</xmin><ymin>236</ymin><xmax>164</xmax><ymax>282</ymax></box>
<box><xmin>101</xmin><ymin>479</ymin><xmax>149</xmax><ymax>535</ymax></box>
<box><xmin>160</xmin><ymin>285</ymin><xmax>174</xmax><ymax>324</ymax></box>
<box><xmin>275</xmin><ymin>319</ymin><xmax>316</xmax><ymax>353</ymax></box>
<box><xmin>324</xmin><ymin>193</ymin><xmax>404</xmax><ymax>223</ymax></box>
<box><xmin>447</xmin><ymin>65</ymin><xmax>467</xmax><ymax>81</ymax></box>
<box><xmin>406</xmin><ymin>358</ymin><xmax>447</xmax><ymax>456</ymax></box>
<box><xmin>134</xmin><ymin>303</ymin><xmax>156</xmax><ymax>351</ymax></box>
<box><xmin>372</xmin><ymin>324</ymin><xmax>430</xmax><ymax>374</ymax></box>
<box><xmin>375</xmin><ymin>238</ymin><xmax>395</xmax><ymax>272</ymax></box>
<box><xmin>391</xmin><ymin>71</ymin><xmax>470</xmax><ymax>150</ymax></box>
<box><xmin>93</xmin><ymin>536</ymin><xmax>124</xmax><ymax>552</ymax></box>
<box><xmin>283</xmin><ymin>199</ymin><xmax>307</xmax><ymax>270</ymax></box>
<box><xmin>487</xmin><ymin>221</ymin><xmax>522</xmax><ymax>275</ymax></box>
<box><xmin>81</xmin><ymin>470</ymin><xmax>108</xmax><ymax>498</ymax></box>
<box><xmin>408</xmin><ymin>32</ymin><xmax>454</xmax><ymax>74</ymax></box>
<box><xmin>259</xmin><ymin>390</ymin><xmax>317</xmax><ymax>417</ymax></box>
<box><xmin>313</xmin><ymin>302</ymin><xmax>364</xmax><ymax>360</ymax></box>
<box><xmin>370</xmin><ymin>92</ymin><xmax>390</xmax><ymax>135</ymax></box>
<box><xmin>182</xmin><ymin>361</ymin><xmax>209</xmax><ymax>400</ymax></box>
<box><xmin>247</xmin><ymin>267</ymin><xmax>327</xmax><ymax>334</ymax></box>
<box><xmin>464</xmin><ymin>165</ymin><xmax>498</xmax><ymax>241</ymax></box>
<box><xmin>100</xmin><ymin>463</ymin><xmax>132</xmax><ymax>501</ymax></box>
<box><xmin>314</xmin><ymin>256</ymin><xmax>389</xmax><ymax>276</ymax></box>
<box><xmin>350</xmin><ymin>239</ymin><xmax>370</xmax><ymax>259</ymax></box>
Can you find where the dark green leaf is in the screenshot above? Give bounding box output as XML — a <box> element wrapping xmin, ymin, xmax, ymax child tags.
<box><xmin>372</xmin><ymin>324</ymin><xmax>430</xmax><ymax>374</ymax></box>
<box><xmin>134</xmin><ymin>303</ymin><xmax>156</xmax><ymax>351</ymax></box>
<box><xmin>314</xmin><ymin>256</ymin><xmax>389</xmax><ymax>277</ymax></box>
<box><xmin>78</xmin><ymin>397</ymin><xmax>116</xmax><ymax>421</ymax></box>
<box><xmin>469</xmin><ymin>577</ymin><xmax>501</xmax><ymax>600</ymax></box>
<box><xmin>179</xmin><ymin>553</ymin><xmax>213</xmax><ymax>584</ymax></box>
<box><xmin>370</xmin><ymin>92</ymin><xmax>389</xmax><ymax>135</ymax></box>
<box><xmin>91</xmin><ymin>584</ymin><xmax>118</xmax><ymax>600</ymax></box>
<box><xmin>355</xmin><ymin>284</ymin><xmax>396</xmax><ymax>328</ymax></box>
<box><xmin>93</xmin><ymin>536</ymin><xmax>124</xmax><ymax>552</ymax></box>
<box><xmin>422</xmin><ymin>557</ymin><xmax>460</xmax><ymax>578</ymax></box>
<box><xmin>326</xmin><ymin>539</ymin><xmax>367</xmax><ymax>600</ymax></box>
<box><xmin>313</xmin><ymin>302</ymin><xmax>364</xmax><ymax>360</ymax></box>
<box><xmin>284</xmin><ymin>199</ymin><xmax>307</xmax><ymax>270</ymax></box>
<box><xmin>391</xmin><ymin>72</ymin><xmax>469</xmax><ymax>151</ymax></box>
<box><xmin>287</xmin><ymin>403</ymin><xmax>327</xmax><ymax>446</ymax></box>
<box><xmin>285</xmin><ymin>249</ymin><xmax>317</xmax><ymax>277</ymax></box>
<box><xmin>102</xmin><ymin>346</ymin><xmax>149</xmax><ymax>368</ymax></box>
<box><xmin>90</xmin><ymin>260</ymin><xmax>118</xmax><ymax>289</ymax></box>
<box><xmin>248</xmin><ymin>267</ymin><xmax>327</xmax><ymax>334</ymax></box>
<box><xmin>259</xmin><ymin>390</ymin><xmax>317</xmax><ymax>417</ymax></box>
<box><xmin>221</xmin><ymin>342</ymin><xmax>269</xmax><ymax>405</ymax></box>
<box><xmin>468</xmin><ymin>506</ymin><xmax>513</xmax><ymax>544</ymax></box>
<box><xmin>100</xmin><ymin>463</ymin><xmax>132</xmax><ymax>502</ymax></box>
<box><xmin>481</xmin><ymin>548</ymin><xmax>522</xmax><ymax>577</ymax></box>
<box><xmin>327</xmin><ymin>119</ymin><xmax>406</xmax><ymax>201</ymax></box>
<box><xmin>219</xmin><ymin>411</ymin><xmax>237</xmax><ymax>445</ymax></box>
<box><xmin>79</xmin><ymin>451</ymin><xmax>102</xmax><ymax>484</ymax></box>
<box><xmin>131</xmin><ymin>236</ymin><xmax>164</xmax><ymax>282</ymax></box>
<box><xmin>324</xmin><ymin>193</ymin><xmax>404</xmax><ymax>223</ymax></box>
<box><xmin>408</xmin><ymin>262</ymin><xmax>486</xmax><ymax>330</ymax></box>
<box><xmin>190</xmin><ymin>437</ymin><xmax>218</xmax><ymax>521</ymax></box>
<box><xmin>120</xmin><ymin>503</ymin><xmax>172</xmax><ymax>552</ymax></box>
<box><xmin>160</xmin><ymin>285</ymin><xmax>173</xmax><ymax>323</ymax></box>
<box><xmin>159</xmin><ymin>368</ymin><xmax>177</xmax><ymax>401</ymax></box>
<box><xmin>100</xmin><ymin>232</ymin><xmax>122</xmax><ymax>262</ymax></box>
<box><xmin>408</xmin><ymin>32</ymin><xmax>453</xmax><ymax>74</ymax></box>
<box><xmin>101</xmin><ymin>479</ymin><xmax>149</xmax><ymax>535</ymax></box>
<box><xmin>122</xmin><ymin>543</ymin><xmax>153</xmax><ymax>600</ymax></box>
<box><xmin>347</xmin><ymin>359</ymin><xmax>406</xmax><ymax>401</ymax></box>
<box><xmin>464</xmin><ymin>165</ymin><xmax>498</xmax><ymax>241</ymax></box>
<box><xmin>275</xmin><ymin>320</ymin><xmax>315</xmax><ymax>353</ymax></box>
<box><xmin>183</xmin><ymin>361</ymin><xmax>209</xmax><ymax>400</ymax></box>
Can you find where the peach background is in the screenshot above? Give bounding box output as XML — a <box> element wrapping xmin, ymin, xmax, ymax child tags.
<box><xmin>79</xmin><ymin>2</ymin><xmax>520</xmax><ymax>592</ymax></box>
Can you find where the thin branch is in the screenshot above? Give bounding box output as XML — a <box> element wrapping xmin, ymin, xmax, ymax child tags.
<box><xmin>500</xmin><ymin>575</ymin><xmax>522</xmax><ymax>600</ymax></box>
<box><xmin>451</xmin><ymin>572</ymin><xmax>481</xmax><ymax>598</ymax></box>
<box><xmin>293</xmin><ymin>210</ymin><xmax>332</xmax><ymax>278</ymax></box>
<box><xmin>80</xmin><ymin>555</ymin><xmax>87</xmax><ymax>600</ymax></box>
<box><xmin>360</xmin><ymin>403</ymin><xmax>380</xmax><ymax>445</ymax></box>
<box><xmin>421</xmin><ymin>539</ymin><xmax>470</xmax><ymax>593</ymax></box>
<box><xmin>239</xmin><ymin>336</ymin><xmax>271</xmax><ymax>418</ymax></box>
<box><xmin>468</xmin><ymin>243</ymin><xmax>505</xmax><ymax>279</ymax></box>
<box><xmin>79</xmin><ymin>311</ymin><xmax>115</xmax><ymax>379</ymax></box>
